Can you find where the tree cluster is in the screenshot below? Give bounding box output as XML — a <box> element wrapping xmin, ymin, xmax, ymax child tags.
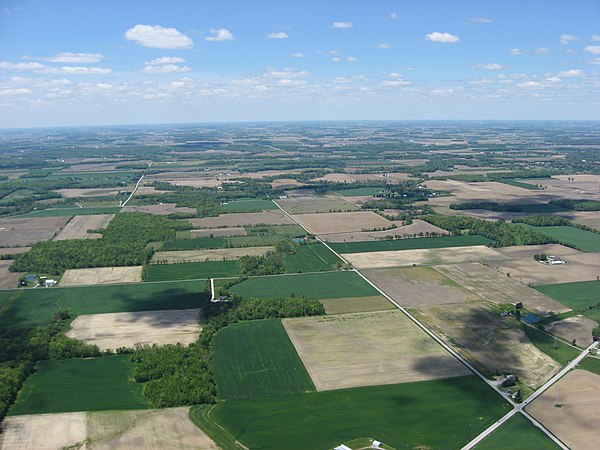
<box><xmin>549</xmin><ymin>199</ymin><xmax>600</xmax><ymax>211</ymax></box>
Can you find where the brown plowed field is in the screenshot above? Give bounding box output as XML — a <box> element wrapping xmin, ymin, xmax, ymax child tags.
<box><xmin>277</xmin><ymin>196</ymin><xmax>358</xmax><ymax>214</ymax></box>
<box><xmin>187</xmin><ymin>211</ymin><xmax>293</xmax><ymax>228</ymax></box>
<box><xmin>152</xmin><ymin>246</ymin><xmax>272</xmax><ymax>263</ymax></box>
<box><xmin>322</xmin><ymin>219</ymin><xmax>448</xmax><ymax>242</ymax></box>
<box><xmin>53</xmin><ymin>214</ymin><xmax>114</xmax><ymax>240</ymax></box>
<box><xmin>0</xmin><ymin>216</ymin><xmax>69</xmax><ymax>246</ymax></box>
<box><xmin>293</xmin><ymin>211</ymin><xmax>393</xmax><ymax>235</ymax></box>
<box><xmin>59</xmin><ymin>266</ymin><xmax>143</xmax><ymax>286</ymax></box>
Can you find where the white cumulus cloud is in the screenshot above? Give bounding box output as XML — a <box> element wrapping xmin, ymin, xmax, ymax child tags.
<box><xmin>205</xmin><ymin>28</ymin><xmax>234</xmax><ymax>42</ymax></box>
<box><xmin>142</xmin><ymin>64</ymin><xmax>191</xmax><ymax>74</ymax></box>
<box><xmin>124</xmin><ymin>24</ymin><xmax>193</xmax><ymax>49</ymax></box>
<box><xmin>592</xmin><ymin>35</ymin><xmax>600</xmax><ymax>42</ymax></box>
<box><xmin>425</xmin><ymin>32</ymin><xmax>460</xmax><ymax>43</ymax></box>
<box><xmin>584</xmin><ymin>45</ymin><xmax>600</xmax><ymax>54</ymax></box>
<box><xmin>533</xmin><ymin>47</ymin><xmax>551</xmax><ymax>54</ymax></box>
<box><xmin>291</xmin><ymin>52</ymin><xmax>305</xmax><ymax>58</ymax></box>
<box><xmin>51</xmin><ymin>66</ymin><xmax>112</xmax><ymax>75</ymax></box>
<box><xmin>264</xmin><ymin>68</ymin><xmax>310</xmax><ymax>78</ymax></box>
<box><xmin>43</xmin><ymin>52</ymin><xmax>104</xmax><ymax>63</ymax></box>
<box><xmin>475</xmin><ymin>63</ymin><xmax>504</xmax><ymax>70</ymax></box>
<box><xmin>0</xmin><ymin>61</ymin><xmax>46</xmax><ymax>71</ymax></box>
<box><xmin>145</xmin><ymin>56</ymin><xmax>185</xmax><ymax>66</ymax></box>
<box><xmin>510</xmin><ymin>48</ymin><xmax>524</xmax><ymax>55</ymax></box>
<box><xmin>268</xmin><ymin>32</ymin><xmax>289</xmax><ymax>39</ymax></box>
<box><xmin>466</xmin><ymin>17</ymin><xmax>493</xmax><ymax>24</ymax></box>
<box><xmin>558</xmin><ymin>69</ymin><xmax>583</xmax><ymax>77</ymax></box>
<box><xmin>332</xmin><ymin>21</ymin><xmax>352</xmax><ymax>29</ymax></box>
<box><xmin>560</xmin><ymin>34</ymin><xmax>580</xmax><ymax>45</ymax></box>
<box><xmin>377</xmin><ymin>43</ymin><xmax>392</xmax><ymax>49</ymax></box>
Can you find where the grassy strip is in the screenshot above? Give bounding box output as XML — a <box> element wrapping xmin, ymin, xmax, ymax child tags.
<box><xmin>522</xmin><ymin>325</ymin><xmax>580</xmax><ymax>365</ymax></box>
<box><xmin>475</xmin><ymin>413</ymin><xmax>560</xmax><ymax>450</ymax></box>
<box><xmin>578</xmin><ymin>357</ymin><xmax>600</xmax><ymax>375</ymax></box>
<box><xmin>329</xmin><ymin>235</ymin><xmax>491</xmax><ymax>254</ymax></box>
<box><xmin>19</xmin><ymin>207</ymin><xmax>122</xmax><ymax>217</ymax></box>
<box><xmin>189</xmin><ymin>404</ymin><xmax>245</xmax><ymax>450</ymax></box>
<box><xmin>162</xmin><ymin>237</ymin><xmax>226</xmax><ymax>250</ymax></box>
<box><xmin>213</xmin><ymin>319</ymin><xmax>315</xmax><ymax>400</ymax></box>
<box><xmin>9</xmin><ymin>355</ymin><xmax>150</xmax><ymax>415</ymax></box>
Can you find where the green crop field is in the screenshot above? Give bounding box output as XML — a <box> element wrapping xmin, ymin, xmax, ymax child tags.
<box><xmin>0</xmin><ymin>280</ymin><xmax>206</xmax><ymax>328</ymax></box>
<box><xmin>144</xmin><ymin>260</ymin><xmax>241</xmax><ymax>282</ymax></box>
<box><xmin>329</xmin><ymin>235</ymin><xmax>491</xmax><ymax>254</ymax></box>
<box><xmin>283</xmin><ymin>243</ymin><xmax>342</xmax><ymax>272</ymax></box>
<box><xmin>517</xmin><ymin>224</ymin><xmax>600</xmax><ymax>252</ymax></box>
<box><xmin>535</xmin><ymin>280</ymin><xmax>600</xmax><ymax>322</ymax></box>
<box><xmin>230</xmin><ymin>271</ymin><xmax>379</xmax><ymax>300</ymax></box>
<box><xmin>475</xmin><ymin>413</ymin><xmax>560</xmax><ymax>450</ymax></box>
<box><xmin>222</xmin><ymin>199</ymin><xmax>277</xmax><ymax>212</ymax></box>
<box><xmin>333</xmin><ymin>187</ymin><xmax>384</xmax><ymax>197</ymax></box>
<box><xmin>9</xmin><ymin>355</ymin><xmax>150</xmax><ymax>415</ymax></box>
<box><xmin>207</xmin><ymin>376</ymin><xmax>510</xmax><ymax>450</ymax></box>
<box><xmin>579</xmin><ymin>357</ymin><xmax>600</xmax><ymax>375</ymax></box>
<box><xmin>162</xmin><ymin>237</ymin><xmax>226</xmax><ymax>250</ymax></box>
<box><xmin>19</xmin><ymin>206</ymin><xmax>122</xmax><ymax>217</ymax></box>
<box><xmin>213</xmin><ymin>319</ymin><xmax>314</xmax><ymax>400</ymax></box>
<box><xmin>522</xmin><ymin>325</ymin><xmax>580</xmax><ymax>365</ymax></box>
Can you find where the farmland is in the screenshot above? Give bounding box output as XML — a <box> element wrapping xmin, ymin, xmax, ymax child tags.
<box><xmin>9</xmin><ymin>355</ymin><xmax>150</xmax><ymax>415</ymax></box>
<box><xmin>277</xmin><ymin>196</ymin><xmax>359</xmax><ymax>214</ymax></box>
<box><xmin>283</xmin><ymin>243</ymin><xmax>342</xmax><ymax>272</ymax></box>
<box><xmin>222</xmin><ymin>199</ymin><xmax>277</xmax><ymax>212</ymax></box>
<box><xmin>516</xmin><ymin>224</ymin><xmax>600</xmax><ymax>252</ymax></box>
<box><xmin>53</xmin><ymin>213</ymin><xmax>114</xmax><ymax>240</ymax></box>
<box><xmin>187</xmin><ymin>211</ymin><xmax>293</xmax><ymax>228</ymax></box>
<box><xmin>475</xmin><ymin>413</ymin><xmax>560</xmax><ymax>450</ymax></box>
<box><xmin>209</xmin><ymin>376</ymin><xmax>511</xmax><ymax>450</ymax></box>
<box><xmin>213</xmin><ymin>320</ymin><xmax>314</xmax><ymax>400</ymax></box>
<box><xmin>20</xmin><ymin>207</ymin><xmax>122</xmax><ymax>217</ymax></box>
<box><xmin>329</xmin><ymin>235</ymin><xmax>491</xmax><ymax>254</ymax></box>
<box><xmin>293</xmin><ymin>211</ymin><xmax>394</xmax><ymax>235</ymax></box>
<box><xmin>152</xmin><ymin>246</ymin><xmax>273</xmax><ymax>263</ymax></box>
<box><xmin>144</xmin><ymin>260</ymin><xmax>240</xmax><ymax>281</ymax></box>
<box><xmin>0</xmin><ymin>216</ymin><xmax>69</xmax><ymax>246</ymax></box>
<box><xmin>229</xmin><ymin>271</ymin><xmax>379</xmax><ymax>300</ymax></box>
<box><xmin>59</xmin><ymin>266</ymin><xmax>143</xmax><ymax>286</ymax></box>
<box><xmin>319</xmin><ymin>295</ymin><xmax>395</xmax><ymax>314</ymax></box>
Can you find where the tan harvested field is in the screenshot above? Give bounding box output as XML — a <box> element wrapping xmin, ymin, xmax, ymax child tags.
<box><xmin>322</xmin><ymin>219</ymin><xmax>448</xmax><ymax>242</ymax></box>
<box><xmin>494</xmin><ymin>244</ymin><xmax>578</xmax><ymax>259</ymax></box>
<box><xmin>190</xmin><ymin>227</ymin><xmax>247</xmax><ymax>237</ymax></box>
<box><xmin>363</xmin><ymin>266</ymin><xmax>481</xmax><ymax>307</ymax></box>
<box><xmin>559</xmin><ymin>211</ymin><xmax>600</xmax><ymax>231</ymax></box>
<box><xmin>545</xmin><ymin>315</ymin><xmax>598</xmax><ymax>347</ymax></box>
<box><xmin>152</xmin><ymin>246</ymin><xmax>273</xmax><ymax>263</ymax></box>
<box><xmin>277</xmin><ymin>196</ymin><xmax>359</xmax><ymax>214</ymax></box>
<box><xmin>283</xmin><ymin>310</ymin><xmax>470</xmax><ymax>391</ymax></box>
<box><xmin>433</xmin><ymin>263</ymin><xmax>571</xmax><ymax>316</ymax></box>
<box><xmin>343</xmin><ymin>245</ymin><xmax>508</xmax><ymax>269</ymax></box>
<box><xmin>412</xmin><ymin>303</ymin><xmax>560</xmax><ymax>387</ymax></box>
<box><xmin>320</xmin><ymin>296</ymin><xmax>395</xmax><ymax>314</ymax></box>
<box><xmin>66</xmin><ymin>309</ymin><xmax>202</xmax><ymax>350</ymax></box>
<box><xmin>0</xmin><ymin>247</ymin><xmax>30</xmax><ymax>255</ymax></box>
<box><xmin>0</xmin><ymin>260</ymin><xmax>23</xmax><ymax>289</ymax></box>
<box><xmin>488</xmin><ymin>252</ymin><xmax>600</xmax><ymax>285</ymax></box>
<box><xmin>132</xmin><ymin>186</ymin><xmax>172</xmax><ymax>195</ymax></box>
<box><xmin>122</xmin><ymin>203</ymin><xmax>196</xmax><ymax>215</ymax></box>
<box><xmin>271</xmin><ymin>178</ymin><xmax>306</xmax><ymax>189</ymax></box>
<box><xmin>0</xmin><ymin>412</ymin><xmax>87</xmax><ymax>450</ymax></box>
<box><xmin>60</xmin><ymin>266</ymin><xmax>143</xmax><ymax>286</ymax></box>
<box><xmin>293</xmin><ymin>211</ymin><xmax>393</xmax><ymax>235</ymax></box>
<box><xmin>314</xmin><ymin>172</ymin><xmax>412</xmax><ymax>183</ymax></box>
<box><xmin>187</xmin><ymin>211</ymin><xmax>293</xmax><ymax>228</ymax></box>
<box><xmin>527</xmin><ymin>369</ymin><xmax>600</xmax><ymax>450</ymax></box>
<box><xmin>53</xmin><ymin>214</ymin><xmax>114</xmax><ymax>240</ymax></box>
<box><xmin>0</xmin><ymin>216</ymin><xmax>69</xmax><ymax>246</ymax></box>
<box><xmin>522</xmin><ymin>175</ymin><xmax>600</xmax><ymax>201</ymax></box>
<box><xmin>57</xmin><ymin>187</ymin><xmax>129</xmax><ymax>198</ymax></box>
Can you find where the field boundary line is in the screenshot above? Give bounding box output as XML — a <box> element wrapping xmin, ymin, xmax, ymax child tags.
<box><xmin>206</xmin><ymin>404</ymin><xmax>249</xmax><ymax>450</ymax></box>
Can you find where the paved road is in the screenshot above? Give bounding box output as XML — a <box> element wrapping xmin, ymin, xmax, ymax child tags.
<box><xmin>121</xmin><ymin>162</ymin><xmax>152</xmax><ymax>207</ymax></box>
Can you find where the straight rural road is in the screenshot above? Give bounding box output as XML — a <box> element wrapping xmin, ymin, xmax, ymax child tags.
<box><xmin>273</xmin><ymin>200</ymin><xmax>592</xmax><ymax>450</ymax></box>
<box><xmin>121</xmin><ymin>162</ymin><xmax>152</xmax><ymax>207</ymax></box>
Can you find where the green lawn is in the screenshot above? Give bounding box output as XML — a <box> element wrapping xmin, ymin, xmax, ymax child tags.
<box><xmin>579</xmin><ymin>357</ymin><xmax>600</xmax><ymax>375</ymax></box>
<box><xmin>230</xmin><ymin>271</ymin><xmax>379</xmax><ymax>300</ymax></box>
<box><xmin>0</xmin><ymin>281</ymin><xmax>207</xmax><ymax>328</ymax></box>
<box><xmin>222</xmin><ymin>199</ymin><xmax>277</xmax><ymax>212</ymax></box>
<box><xmin>208</xmin><ymin>376</ymin><xmax>511</xmax><ymax>450</ymax></box>
<box><xmin>9</xmin><ymin>355</ymin><xmax>150</xmax><ymax>415</ymax></box>
<box><xmin>522</xmin><ymin>325</ymin><xmax>580</xmax><ymax>365</ymax></box>
<box><xmin>329</xmin><ymin>235</ymin><xmax>491</xmax><ymax>254</ymax></box>
<box><xmin>213</xmin><ymin>320</ymin><xmax>315</xmax><ymax>400</ymax></box>
<box><xmin>20</xmin><ymin>206</ymin><xmax>122</xmax><ymax>217</ymax></box>
<box><xmin>283</xmin><ymin>243</ymin><xmax>342</xmax><ymax>272</ymax></box>
<box><xmin>517</xmin><ymin>224</ymin><xmax>600</xmax><ymax>252</ymax></box>
<box><xmin>162</xmin><ymin>237</ymin><xmax>226</xmax><ymax>250</ymax></box>
<box><xmin>475</xmin><ymin>413</ymin><xmax>560</xmax><ymax>450</ymax></box>
<box><xmin>534</xmin><ymin>280</ymin><xmax>600</xmax><ymax>322</ymax></box>
<box><xmin>144</xmin><ymin>261</ymin><xmax>241</xmax><ymax>282</ymax></box>
<box><xmin>333</xmin><ymin>187</ymin><xmax>384</xmax><ymax>197</ymax></box>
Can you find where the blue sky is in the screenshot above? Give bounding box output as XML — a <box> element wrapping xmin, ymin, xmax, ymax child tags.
<box><xmin>0</xmin><ymin>0</ymin><xmax>599</xmax><ymax>127</ymax></box>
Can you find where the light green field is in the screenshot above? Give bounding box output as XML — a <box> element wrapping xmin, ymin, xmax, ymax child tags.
<box><xmin>144</xmin><ymin>260</ymin><xmax>240</xmax><ymax>281</ymax></box>
<box><xmin>535</xmin><ymin>280</ymin><xmax>600</xmax><ymax>323</ymax></box>
<box><xmin>475</xmin><ymin>413</ymin><xmax>560</xmax><ymax>449</ymax></box>
<box><xmin>283</xmin><ymin>243</ymin><xmax>342</xmax><ymax>272</ymax></box>
<box><xmin>213</xmin><ymin>319</ymin><xmax>314</xmax><ymax>400</ymax></box>
<box><xmin>9</xmin><ymin>355</ymin><xmax>150</xmax><ymax>415</ymax></box>
<box><xmin>230</xmin><ymin>271</ymin><xmax>379</xmax><ymax>300</ymax></box>
<box><xmin>222</xmin><ymin>199</ymin><xmax>277</xmax><ymax>212</ymax></box>
<box><xmin>329</xmin><ymin>235</ymin><xmax>491</xmax><ymax>254</ymax></box>
<box><xmin>517</xmin><ymin>224</ymin><xmax>600</xmax><ymax>252</ymax></box>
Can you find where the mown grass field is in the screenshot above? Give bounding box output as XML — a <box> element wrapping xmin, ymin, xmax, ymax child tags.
<box><xmin>0</xmin><ymin>280</ymin><xmax>206</xmax><ymax>327</ymax></box>
<box><xmin>333</xmin><ymin>187</ymin><xmax>383</xmax><ymax>197</ymax></box>
<box><xmin>329</xmin><ymin>235</ymin><xmax>491</xmax><ymax>254</ymax></box>
<box><xmin>144</xmin><ymin>260</ymin><xmax>240</xmax><ymax>282</ymax></box>
<box><xmin>579</xmin><ymin>357</ymin><xmax>600</xmax><ymax>375</ymax></box>
<box><xmin>283</xmin><ymin>243</ymin><xmax>342</xmax><ymax>272</ymax></box>
<box><xmin>213</xmin><ymin>319</ymin><xmax>315</xmax><ymax>400</ymax></box>
<box><xmin>535</xmin><ymin>280</ymin><xmax>600</xmax><ymax>322</ymax></box>
<box><xmin>209</xmin><ymin>376</ymin><xmax>511</xmax><ymax>450</ymax></box>
<box><xmin>9</xmin><ymin>355</ymin><xmax>150</xmax><ymax>415</ymax></box>
<box><xmin>230</xmin><ymin>271</ymin><xmax>379</xmax><ymax>300</ymax></box>
<box><xmin>517</xmin><ymin>224</ymin><xmax>600</xmax><ymax>252</ymax></box>
<box><xmin>20</xmin><ymin>206</ymin><xmax>122</xmax><ymax>217</ymax></box>
<box><xmin>522</xmin><ymin>325</ymin><xmax>580</xmax><ymax>365</ymax></box>
<box><xmin>222</xmin><ymin>199</ymin><xmax>277</xmax><ymax>212</ymax></box>
<box><xmin>475</xmin><ymin>413</ymin><xmax>560</xmax><ymax>450</ymax></box>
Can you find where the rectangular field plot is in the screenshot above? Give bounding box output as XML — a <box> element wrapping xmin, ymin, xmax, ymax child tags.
<box><xmin>330</xmin><ymin>235</ymin><xmax>490</xmax><ymax>254</ymax></box>
<box><xmin>277</xmin><ymin>196</ymin><xmax>359</xmax><ymax>214</ymax></box>
<box><xmin>187</xmin><ymin>211</ymin><xmax>293</xmax><ymax>228</ymax></box>
<box><xmin>535</xmin><ymin>280</ymin><xmax>600</xmax><ymax>323</ymax></box>
<box><xmin>283</xmin><ymin>243</ymin><xmax>342</xmax><ymax>272</ymax></box>
<box><xmin>222</xmin><ymin>199</ymin><xmax>277</xmax><ymax>212</ymax></box>
<box><xmin>189</xmin><ymin>227</ymin><xmax>247</xmax><ymax>238</ymax></box>
<box><xmin>433</xmin><ymin>263</ymin><xmax>570</xmax><ymax>316</ymax></box>
<box><xmin>0</xmin><ymin>259</ymin><xmax>23</xmax><ymax>289</ymax></box>
<box><xmin>526</xmin><ymin>370</ymin><xmax>600</xmax><ymax>450</ymax></box>
<box><xmin>152</xmin><ymin>246</ymin><xmax>273</xmax><ymax>263</ymax></box>
<box><xmin>21</xmin><ymin>207</ymin><xmax>122</xmax><ymax>217</ymax></box>
<box><xmin>320</xmin><ymin>296</ymin><xmax>394</xmax><ymax>314</ymax></box>
<box><xmin>412</xmin><ymin>303</ymin><xmax>560</xmax><ymax>388</ymax></box>
<box><xmin>213</xmin><ymin>320</ymin><xmax>314</xmax><ymax>400</ymax></box>
<box><xmin>9</xmin><ymin>355</ymin><xmax>150</xmax><ymax>415</ymax></box>
<box><xmin>0</xmin><ymin>280</ymin><xmax>206</xmax><ymax>328</ymax></box>
<box><xmin>322</xmin><ymin>219</ymin><xmax>449</xmax><ymax>243</ymax></box>
<box><xmin>516</xmin><ymin>224</ymin><xmax>600</xmax><ymax>252</ymax></box>
<box><xmin>293</xmin><ymin>211</ymin><xmax>393</xmax><ymax>235</ymax></box>
<box><xmin>230</xmin><ymin>271</ymin><xmax>379</xmax><ymax>300</ymax></box>
<box><xmin>343</xmin><ymin>245</ymin><xmax>508</xmax><ymax>269</ymax></box>
<box><xmin>283</xmin><ymin>310</ymin><xmax>470</xmax><ymax>391</ymax></box>
<box><xmin>210</xmin><ymin>376</ymin><xmax>511</xmax><ymax>450</ymax></box>
<box><xmin>65</xmin><ymin>309</ymin><xmax>202</xmax><ymax>351</ymax></box>
<box><xmin>0</xmin><ymin>216</ymin><xmax>70</xmax><ymax>246</ymax></box>
<box><xmin>162</xmin><ymin>237</ymin><xmax>226</xmax><ymax>250</ymax></box>
<box><xmin>363</xmin><ymin>266</ymin><xmax>481</xmax><ymax>307</ymax></box>
<box><xmin>53</xmin><ymin>214</ymin><xmax>114</xmax><ymax>240</ymax></box>
<box><xmin>144</xmin><ymin>260</ymin><xmax>240</xmax><ymax>282</ymax></box>
<box><xmin>475</xmin><ymin>413</ymin><xmax>560</xmax><ymax>450</ymax></box>
<box><xmin>59</xmin><ymin>266</ymin><xmax>143</xmax><ymax>286</ymax></box>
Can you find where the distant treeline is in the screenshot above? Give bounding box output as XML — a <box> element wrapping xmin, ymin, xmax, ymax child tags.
<box><xmin>549</xmin><ymin>199</ymin><xmax>600</xmax><ymax>211</ymax></box>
